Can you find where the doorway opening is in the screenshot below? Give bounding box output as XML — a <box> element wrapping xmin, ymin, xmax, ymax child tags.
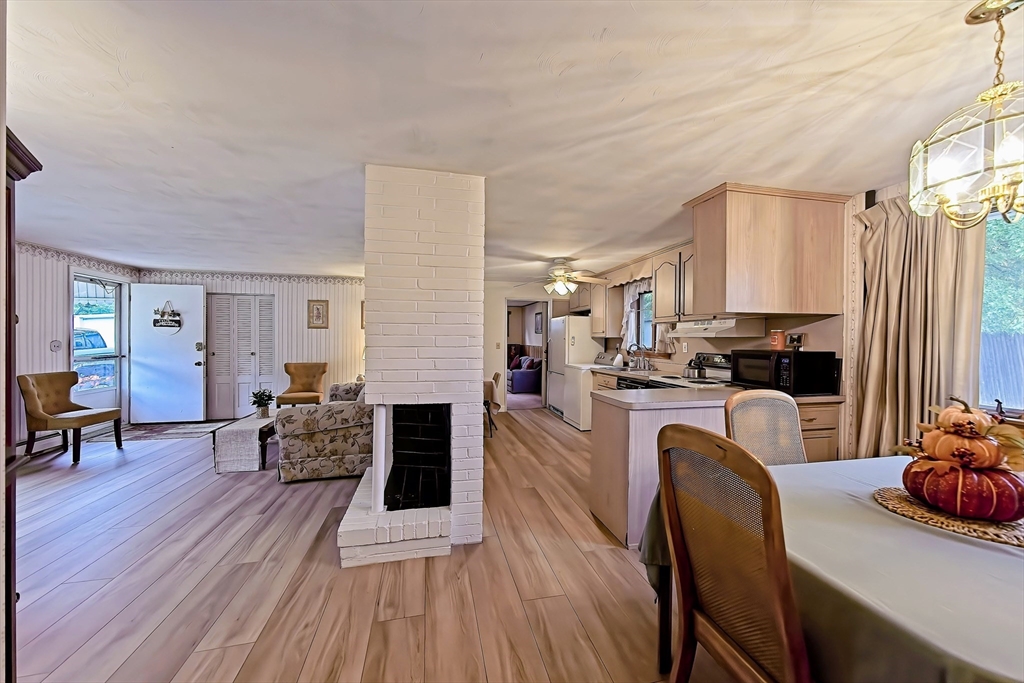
<box><xmin>505</xmin><ymin>299</ymin><xmax>548</xmax><ymax>410</ymax></box>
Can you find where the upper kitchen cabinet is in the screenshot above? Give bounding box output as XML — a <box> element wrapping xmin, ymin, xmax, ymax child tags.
<box><xmin>569</xmin><ymin>282</ymin><xmax>592</xmax><ymax>312</ymax></box>
<box><xmin>684</xmin><ymin>183</ymin><xmax>849</xmax><ymax>316</ymax></box>
<box><xmin>652</xmin><ymin>245</ymin><xmax>694</xmax><ymax>323</ymax></box>
<box><xmin>591</xmin><ymin>283</ymin><xmax>625</xmax><ymax>337</ymax></box>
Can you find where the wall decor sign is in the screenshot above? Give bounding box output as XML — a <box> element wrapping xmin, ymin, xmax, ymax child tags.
<box><xmin>153</xmin><ymin>301</ymin><xmax>182</xmax><ymax>332</ymax></box>
<box><xmin>308</xmin><ymin>300</ymin><xmax>329</xmax><ymax>329</ymax></box>
<box><xmin>535</xmin><ymin>312</ymin><xmax>543</xmax><ymax>334</ymax></box>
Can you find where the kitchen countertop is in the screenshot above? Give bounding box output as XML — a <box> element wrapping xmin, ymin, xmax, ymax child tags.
<box><xmin>591</xmin><ymin>367</ymin><xmax>655</xmax><ymax>377</ymax></box>
<box><xmin>591</xmin><ymin>387</ymin><xmax>846</xmax><ymax>410</ymax></box>
<box><xmin>592</xmin><ymin>387</ymin><xmax>740</xmax><ymax>409</ymax></box>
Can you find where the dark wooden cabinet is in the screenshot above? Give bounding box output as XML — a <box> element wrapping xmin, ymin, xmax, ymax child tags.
<box><xmin>5</xmin><ymin>129</ymin><xmax>42</xmax><ymax>682</ymax></box>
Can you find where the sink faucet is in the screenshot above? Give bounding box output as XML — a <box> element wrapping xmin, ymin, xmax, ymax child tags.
<box><xmin>627</xmin><ymin>343</ymin><xmax>650</xmax><ymax>371</ymax></box>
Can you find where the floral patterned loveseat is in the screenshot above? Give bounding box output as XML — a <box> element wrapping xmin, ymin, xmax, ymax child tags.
<box><xmin>275</xmin><ymin>381</ymin><xmax>372</xmax><ymax>482</ymax></box>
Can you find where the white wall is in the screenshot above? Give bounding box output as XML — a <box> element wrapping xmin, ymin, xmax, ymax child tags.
<box><xmin>138</xmin><ymin>269</ymin><xmax>364</xmax><ymax>393</ymax></box>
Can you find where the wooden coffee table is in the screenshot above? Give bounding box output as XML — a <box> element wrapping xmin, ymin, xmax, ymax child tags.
<box><xmin>213</xmin><ymin>410</ymin><xmax>277</xmax><ymax>473</ymax></box>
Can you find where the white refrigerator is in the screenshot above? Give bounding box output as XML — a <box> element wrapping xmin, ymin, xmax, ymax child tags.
<box><xmin>547</xmin><ymin>316</ymin><xmax>603</xmax><ymax>421</ymax></box>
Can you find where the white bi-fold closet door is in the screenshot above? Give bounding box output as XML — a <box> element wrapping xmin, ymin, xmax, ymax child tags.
<box><xmin>206</xmin><ymin>294</ymin><xmax>275</xmax><ymax>420</ymax></box>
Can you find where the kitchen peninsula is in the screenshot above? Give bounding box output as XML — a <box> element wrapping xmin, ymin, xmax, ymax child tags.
<box><xmin>588</xmin><ymin>381</ymin><xmax>844</xmax><ymax>546</ymax></box>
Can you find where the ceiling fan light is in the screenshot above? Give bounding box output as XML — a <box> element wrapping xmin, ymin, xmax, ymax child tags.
<box><xmin>553</xmin><ymin>280</ymin><xmax>569</xmax><ymax>296</ymax></box>
<box><xmin>543</xmin><ymin>282</ymin><xmax>556</xmax><ymax>294</ymax></box>
<box><xmin>566</xmin><ymin>281</ymin><xmax>579</xmax><ymax>293</ymax></box>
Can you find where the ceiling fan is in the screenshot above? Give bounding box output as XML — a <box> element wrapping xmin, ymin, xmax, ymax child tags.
<box><xmin>516</xmin><ymin>258</ymin><xmax>610</xmax><ymax>295</ymax></box>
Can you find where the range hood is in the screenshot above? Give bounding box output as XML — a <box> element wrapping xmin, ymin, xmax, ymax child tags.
<box><xmin>667</xmin><ymin>318</ymin><xmax>765</xmax><ymax>338</ymax></box>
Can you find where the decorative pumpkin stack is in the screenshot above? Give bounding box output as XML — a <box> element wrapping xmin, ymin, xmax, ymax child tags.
<box><xmin>898</xmin><ymin>397</ymin><xmax>1024</xmax><ymax>523</ymax></box>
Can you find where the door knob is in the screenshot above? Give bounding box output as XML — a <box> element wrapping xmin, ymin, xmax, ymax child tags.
<box><xmin>194</xmin><ymin>361</ymin><xmax>204</xmax><ymax>366</ymax></box>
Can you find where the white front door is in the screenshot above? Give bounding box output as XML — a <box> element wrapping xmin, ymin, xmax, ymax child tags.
<box><xmin>129</xmin><ymin>283</ymin><xmax>206</xmax><ymax>423</ymax></box>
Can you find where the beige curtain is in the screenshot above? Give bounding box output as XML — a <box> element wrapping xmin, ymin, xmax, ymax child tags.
<box><xmin>854</xmin><ymin>195</ymin><xmax>985</xmax><ymax>458</ymax></box>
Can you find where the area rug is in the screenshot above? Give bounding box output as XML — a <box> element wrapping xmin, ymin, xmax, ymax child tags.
<box><xmin>87</xmin><ymin>420</ymin><xmax>235</xmax><ymax>442</ymax></box>
<box><xmin>506</xmin><ymin>392</ymin><xmax>544</xmax><ymax>410</ymax></box>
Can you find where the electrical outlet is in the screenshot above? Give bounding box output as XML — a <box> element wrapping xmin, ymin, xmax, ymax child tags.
<box><xmin>682</xmin><ymin>342</ymin><xmax>688</xmax><ymax>353</ymax></box>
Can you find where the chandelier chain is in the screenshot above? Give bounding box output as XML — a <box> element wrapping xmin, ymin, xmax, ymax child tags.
<box><xmin>993</xmin><ymin>14</ymin><xmax>1006</xmax><ymax>87</ymax></box>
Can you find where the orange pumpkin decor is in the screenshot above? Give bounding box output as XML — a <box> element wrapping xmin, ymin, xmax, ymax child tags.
<box><xmin>897</xmin><ymin>396</ymin><xmax>1024</xmax><ymax>523</ymax></box>
<box><xmin>934</xmin><ymin>397</ymin><xmax>998</xmax><ymax>433</ymax></box>
<box><xmin>903</xmin><ymin>461</ymin><xmax>1024</xmax><ymax>522</ymax></box>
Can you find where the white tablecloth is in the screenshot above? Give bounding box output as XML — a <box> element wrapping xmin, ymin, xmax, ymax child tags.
<box><xmin>771</xmin><ymin>457</ymin><xmax>1024</xmax><ymax>683</ymax></box>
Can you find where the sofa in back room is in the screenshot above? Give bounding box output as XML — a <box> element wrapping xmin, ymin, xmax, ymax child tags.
<box><xmin>507</xmin><ymin>356</ymin><xmax>543</xmax><ymax>394</ymax></box>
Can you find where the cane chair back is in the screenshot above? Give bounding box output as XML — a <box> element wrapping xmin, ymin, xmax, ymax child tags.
<box><xmin>657</xmin><ymin>423</ymin><xmax>810</xmax><ymax>683</ymax></box>
<box><xmin>724</xmin><ymin>390</ymin><xmax>807</xmax><ymax>466</ymax></box>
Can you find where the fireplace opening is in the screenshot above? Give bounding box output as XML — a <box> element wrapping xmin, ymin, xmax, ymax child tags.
<box><xmin>384</xmin><ymin>404</ymin><xmax>451</xmax><ymax>511</ymax></box>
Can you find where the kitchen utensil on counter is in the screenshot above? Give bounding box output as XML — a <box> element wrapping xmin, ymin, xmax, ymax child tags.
<box><xmin>682</xmin><ymin>358</ymin><xmax>706</xmax><ymax>379</ymax></box>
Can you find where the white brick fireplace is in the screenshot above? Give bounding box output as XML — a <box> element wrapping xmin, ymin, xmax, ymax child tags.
<box><xmin>337</xmin><ymin>164</ymin><xmax>485</xmax><ymax>567</ymax></box>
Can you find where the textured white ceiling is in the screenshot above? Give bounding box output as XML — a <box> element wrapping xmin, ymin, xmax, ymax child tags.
<box><xmin>7</xmin><ymin>1</ymin><xmax>1023</xmax><ymax>279</ymax></box>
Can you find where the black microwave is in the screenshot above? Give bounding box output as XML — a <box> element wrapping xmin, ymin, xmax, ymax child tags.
<box><xmin>730</xmin><ymin>349</ymin><xmax>840</xmax><ymax>396</ymax></box>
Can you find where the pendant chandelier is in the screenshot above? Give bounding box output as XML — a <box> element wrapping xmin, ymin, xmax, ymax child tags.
<box><xmin>910</xmin><ymin>0</ymin><xmax>1024</xmax><ymax>229</ymax></box>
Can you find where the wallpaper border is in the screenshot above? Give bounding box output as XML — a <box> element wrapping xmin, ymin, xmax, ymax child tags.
<box><xmin>138</xmin><ymin>269</ymin><xmax>364</xmax><ymax>286</ymax></box>
<box><xmin>14</xmin><ymin>242</ymin><xmax>364</xmax><ymax>286</ymax></box>
<box><xmin>16</xmin><ymin>242</ymin><xmax>140</xmax><ymax>279</ymax></box>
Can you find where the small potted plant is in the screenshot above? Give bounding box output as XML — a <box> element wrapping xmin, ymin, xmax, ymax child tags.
<box><xmin>251</xmin><ymin>389</ymin><xmax>274</xmax><ymax>419</ymax></box>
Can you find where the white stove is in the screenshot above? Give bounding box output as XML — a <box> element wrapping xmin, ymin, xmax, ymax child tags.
<box><xmin>647</xmin><ymin>353</ymin><xmax>733</xmax><ymax>389</ymax></box>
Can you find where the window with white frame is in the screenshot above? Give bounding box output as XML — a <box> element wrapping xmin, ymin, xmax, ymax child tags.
<box><xmin>979</xmin><ymin>214</ymin><xmax>1024</xmax><ymax>415</ymax></box>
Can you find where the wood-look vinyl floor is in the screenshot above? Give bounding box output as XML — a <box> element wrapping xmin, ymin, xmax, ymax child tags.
<box><xmin>15</xmin><ymin>409</ymin><xmax>730</xmax><ymax>683</ymax></box>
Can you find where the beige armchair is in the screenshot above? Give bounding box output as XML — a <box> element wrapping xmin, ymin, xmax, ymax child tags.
<box><xmin>276</xmin><ymin>362</ymin><xmax>328</xmax><ymax>407</ymax></box>
<box><xmin>275</xmin><ymin>382</ymin><xmax>372</xmax><ymax>482</ymax></box>
<box><xmin>18</xmin><ymin>371</ymin><xmax>122</xmax><ymax>464</ymax></box>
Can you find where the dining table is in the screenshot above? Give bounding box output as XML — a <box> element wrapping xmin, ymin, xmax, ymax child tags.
<box><xmin>644</xmin><ymin>456</ymin><xmax>1024</xmax><ymax>683</ymax></box>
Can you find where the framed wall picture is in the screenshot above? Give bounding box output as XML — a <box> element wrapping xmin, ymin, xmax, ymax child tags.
<box><xmin>534</xmin><ymin>312</ymin><xmax>543</xmax><ymax>335</ymax></box>
<box><xmin>307</xmin><ymin>300</ymin><xmax>329</xmax><ymax>329</ymax></box>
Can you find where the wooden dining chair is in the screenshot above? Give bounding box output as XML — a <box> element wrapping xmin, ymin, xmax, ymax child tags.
<box><xmin>658</xmin><ymin>423</ymin><xmax>811</xmax><ymax>683</ymax></box>
<box><xmin>724</xmin><ymin>390</ymin><xmax>807</xmax><ymax>465</ymax></box>
<box><xmin>483</xmin><ymin>372</ymin><xmax>501</xmax><ymax>437</ymax></box>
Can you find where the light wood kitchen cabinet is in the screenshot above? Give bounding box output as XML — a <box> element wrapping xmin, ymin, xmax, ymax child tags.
<box><xmin>591</xmin><ymin>284</ymin><xmax>624</xmax><ymax>337</ymax></box>
<box><xmin>684</xmin><ymin>183</ymin><xmax>849</xmax><ymax>316</ymax></box>
<box><xmin>798</xmin><ymin>402</ymin><xmax>841</xmax><ymax>462</ymax></box>
<box><xmin>569</xmin><ymin>282</ymin><xmax>591</xmax><ymax>312</ymax></box>
<box><xmin>593</xmin><ymin>372</ymin><xmax>618</xmax><ymax>390</ymax></box>
<box><xmin>652</xmin><ymin>245</ymin><xmax>695</xmax><ymax>323</ymax></box>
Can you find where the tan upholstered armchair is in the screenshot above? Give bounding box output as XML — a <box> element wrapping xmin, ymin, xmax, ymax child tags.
<box><xmin>276</xmin><ymin>362</ymin><xmax>328</xmax><ymax>407</ymax></box>
<box><xmin>275</xmin><ymin>382</ymin><xmax>371</xmax><ymax>482</ymax></box>
<box><xmin>18</xmin><ymin>371</ymin><xmax>122</xmax><ymax>464</ymax></box>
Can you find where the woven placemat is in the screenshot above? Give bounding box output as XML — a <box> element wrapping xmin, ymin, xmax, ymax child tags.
<box><xmin>874</xmin><ymin>487</ymin><xmax>1024</xmax><ymax>548</ymax></box>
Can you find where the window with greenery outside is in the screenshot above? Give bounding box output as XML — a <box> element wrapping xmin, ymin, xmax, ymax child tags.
<box><xmin>980</xmin><ymin>214</ymin><xmax>1024</xmax><ymax>414</ymax></box>
<box><xmin>638</xmin><ymin>291</ymin><xmax>654</xmax><ymax>350</ymax></box>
